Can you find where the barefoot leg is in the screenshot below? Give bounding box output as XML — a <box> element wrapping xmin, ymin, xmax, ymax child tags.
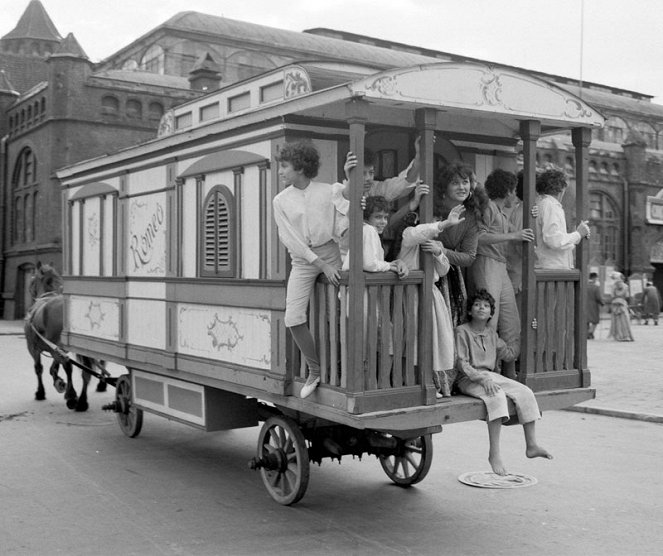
<box><xmin>487</xmin><ymin>419</ymin><xmax>508</xmax><ymax>475</ymax></box>
<box><xmin>523</xmin><ymin>421</ymin><xmax>553</xmax><ymax>460</ymax></box>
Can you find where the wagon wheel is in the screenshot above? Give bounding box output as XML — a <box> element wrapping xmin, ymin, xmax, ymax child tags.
<box><xmin>256</xmin><ymin>415</ymin><xmax>310</xmax><ymax>505</ymax></box>
<box><xmin>379</xmin><ymin>434</ymin><xmax>433</xmax><ymax>486</ymax></box>
<box><xmin>115</xmin><ymin>374</ymin><xmax>143</xmax><ymax>438</ymax></box>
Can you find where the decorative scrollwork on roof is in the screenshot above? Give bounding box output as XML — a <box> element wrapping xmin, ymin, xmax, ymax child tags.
<box><xmin>284</xmin><ymin>67</ymin><xmax>311</xmax><ymax>99</ymax></box>
<box><xmin>366</xmin><ymin>75</ymin><xmax>398</xmax><ymax>96</ymax></box>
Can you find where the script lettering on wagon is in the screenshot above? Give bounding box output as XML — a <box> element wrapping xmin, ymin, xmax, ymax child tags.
<box><xmin>129</xmin><ymin>199</ymin><xmax>166</xmax><ymax>273</ymax></box>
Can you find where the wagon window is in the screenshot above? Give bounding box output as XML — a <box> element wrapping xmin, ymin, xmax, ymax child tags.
<box><xmin>200</xmin><ymin>185</ymin><xmax>235</xmax><ymax>277</ymax></box>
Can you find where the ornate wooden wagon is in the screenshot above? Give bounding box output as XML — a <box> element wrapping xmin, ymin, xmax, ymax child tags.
<box><xmin>57</xmin><ymin>61</ymin><xmax>601</xmax><ymax>504</ymax></box>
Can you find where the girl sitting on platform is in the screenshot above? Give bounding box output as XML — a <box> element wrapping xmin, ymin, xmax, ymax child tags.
<box><xmin>455</xmin><ymin>289</ymin><xmax>553</xmax><ymax>475</ymax></box>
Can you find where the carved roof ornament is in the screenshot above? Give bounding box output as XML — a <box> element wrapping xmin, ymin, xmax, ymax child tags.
<box><xmin>359</xmin><ymin>63</ymin><xmax>604</xmax><ymax>127</ymax></box>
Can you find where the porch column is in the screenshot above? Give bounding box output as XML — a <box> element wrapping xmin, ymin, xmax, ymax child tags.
<box><xmin>572</xmin><ymin>126</ymin><xmax>591</xmax><ymax>384</ymax></box>
<box><xmin>345</xmin><ymin>98</ymin><xmax>368</xmax><ymax>393</ymax></box>
<box><xmin>519</xmin><ymin>120</ymin><xmax>540</xmax><ymax>382</ymax></box>
<box><xmin>415</xmin><ymin>108</ymin><xmax>437</xmax><ymax>403</ymax></box>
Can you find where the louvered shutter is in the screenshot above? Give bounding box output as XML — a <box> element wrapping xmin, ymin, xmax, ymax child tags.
<box><xmin>201</xmin><ymin>186</ymin><xmax>234</xmax><ymax>276</ymax></box>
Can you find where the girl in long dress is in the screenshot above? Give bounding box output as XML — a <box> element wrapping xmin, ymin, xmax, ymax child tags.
<box><xmin>397</xmin><ymin>203</ymin><xmax>465</xmax><ymax>397</ymax></box>
<box><xmin>609</xmin><ymin>277</ymin><xmax>634</xmax><ymax>342</ymax></box>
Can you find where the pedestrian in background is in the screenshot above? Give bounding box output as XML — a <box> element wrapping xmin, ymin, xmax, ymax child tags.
<box><xmin>609</xmin><ymin>274</ymin><xmax>634</xmax><ymax>342</ymax></box>
<box><xmin>642</xmin><ymin>281</ymin><xmax>661</xmax><ymax>325</ymax></box>
<box><xmin>587</xmin><ymin>272</ymin><xmax>604</xmax><ymax>339</ymax></box>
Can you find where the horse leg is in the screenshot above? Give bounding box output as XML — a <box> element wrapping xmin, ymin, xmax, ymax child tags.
<box><xmin>34</xmin><ymin>356</ymin><xmax>46</xmax><ymax>401</ymax></box>
<box><xmin>49</xmin><ymin>360</ymin><xmax>66</xmax><ymax>393</ymax></box>
<box><xmin>95</xmin><ymin>360</ymin><xmax>108</xmax><ymax>393</ymax></box>
<box><xmin>76</xmin><ymin>368</ymin><xmax>90</xmax><ymax>412</ymax></box>
<box><xmin>63</xmin><ymin>360</ymin><xmax>78</xmax><ymax>410</ymax></box>
<box><xmin>75</xmin><ymin>356</ymin><xmax>92</xmax><ymax>412</ymax></box>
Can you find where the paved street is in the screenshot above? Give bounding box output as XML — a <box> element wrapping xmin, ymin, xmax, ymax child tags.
<box><xmin>1</xmin><ymin>318</ymin><xmax>662</xmax><ymax>555</ymax></box>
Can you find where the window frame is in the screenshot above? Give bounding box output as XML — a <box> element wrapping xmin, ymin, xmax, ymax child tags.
<box><xmin>199</xmin><ymin>184</ymin><xmax>236</xmax><ymax>278</ymax></box>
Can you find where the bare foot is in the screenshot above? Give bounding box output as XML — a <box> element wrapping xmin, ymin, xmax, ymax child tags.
<box><xmin>489</xmin><ymin>454</ymin><xmax>508</xmax><ymax>476</ymax></box>
<box><xmin>526</xmin><ymin>445</ymin><xmax>553</xmax><ymax>460</ymax></box>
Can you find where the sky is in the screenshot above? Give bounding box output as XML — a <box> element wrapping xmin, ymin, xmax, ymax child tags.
<box><xmin>3</xmin><ymin>0</ymin><xmax>663</xmax><ymax>103</ymax></box>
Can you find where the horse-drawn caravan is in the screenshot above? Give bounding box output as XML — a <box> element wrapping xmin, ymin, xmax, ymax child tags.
<box><xmin>55</xmin><ymin>61</ymin><xmax>601</xmax><ymax>504</ymax></box>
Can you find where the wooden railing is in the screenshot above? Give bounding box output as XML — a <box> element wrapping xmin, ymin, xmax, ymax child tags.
<box><xmin>295</xmin><ymin>271</ymin><xmax>434</xmax><ymax>411</ymax></box>
<box><xmin>523</xmin><ymin>269</ymin><xmax>589</xmax><ymax>390</ymax></box>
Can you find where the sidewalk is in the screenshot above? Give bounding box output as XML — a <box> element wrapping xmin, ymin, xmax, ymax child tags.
<box><xmin>0</xmin><ymin>319</ymin><xmax>24</xmax><ymax>335</ymax></box>
<box><xmin>571</xmin><ymin>314</ymin><xmax>663</xmax><ymax>423</ymax></box>
<box><xmin>3</xmin><ymin>315</ymin><xmax>662</xmax><ymax>422</ymax></box>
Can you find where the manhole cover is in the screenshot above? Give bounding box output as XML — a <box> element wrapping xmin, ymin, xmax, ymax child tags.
<box><xmin>458</xmin><ymin>471</ymin><xmax>537</xmax><ymax>489</ymax></box>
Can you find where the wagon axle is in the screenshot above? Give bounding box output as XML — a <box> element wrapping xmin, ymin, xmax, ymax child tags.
<box><xmin>248</xmin><ymin>452</ymin><xmax>285</xmax><ymax>472</ymax></box>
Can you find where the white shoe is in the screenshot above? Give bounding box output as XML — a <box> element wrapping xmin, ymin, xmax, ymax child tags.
<box><xmin>435</xmin><ymin>391</ymin><xmax>443</xmax><ymax>399</ymax></box>
<box><xmin>300</xmin><ymin>376</ymin><xmax>320</xmax><ymax>399</ymax></box>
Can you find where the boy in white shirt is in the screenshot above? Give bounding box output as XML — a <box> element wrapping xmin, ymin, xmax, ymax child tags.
<box><xmin>273</xmin><ymin>141</ymin><xmax>349</xmax><ymax>398</ymax></box>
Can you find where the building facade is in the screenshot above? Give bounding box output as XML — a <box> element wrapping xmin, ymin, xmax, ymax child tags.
<box><xmin>0</xmin><ymin>1</ymin><xmax>201</xmax><ymax>318</ymax></box>
<box><xmin>2</xmin><ymin>2</ymin><xmax>663</xmax><ymax>318</ymax></box>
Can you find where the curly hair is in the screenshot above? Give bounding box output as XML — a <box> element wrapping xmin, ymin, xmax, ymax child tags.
<box><xmin>402</xmin><ymin>211</ymin><xmax>420</xmax><ymax>228</ymax></box>
<box><xmin>484</xmin><ymin>169</ymin><xmax>517</xmax><ymax>200</ymax></box>
<box><xmin>363</xmin><ymin>195</ymin><xmax>391</xmax><ymax>221</ymax></box>
<box><xmin>536</xmin><ymin>168</ymin><xmax>567</xmax><ymax>196</ymax></box>
<box><xmin>277</xmin><ymin>141</ymin><xmax>320</xmax><ymax>179</ymax></box>
<box><xmin>433</xmin><ymin>161</ymin><xmax>489</xmax><ymax>220</ymax></box>
<box><xmin>466</xmin><ymin>288</ymin><xmax>496</xmax><ymax>321</ymax></box>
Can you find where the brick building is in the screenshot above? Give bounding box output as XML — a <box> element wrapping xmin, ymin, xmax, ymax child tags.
<box><xmin>0</xmin><ymin>1</ymin><xmax>200</xmax><ymax>318</ymax></box>
<box><xmin>2</xmin><ymin>2</ymin><xmax>663</xmax><ymax>317</ymax></box>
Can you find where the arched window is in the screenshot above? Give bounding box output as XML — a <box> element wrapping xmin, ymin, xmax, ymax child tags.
<box><xmin>12</xmin><ymin>147</ymin><xmax>37</xmax><ymax>188</ymax></box>
<box><xmin>604</xmin><ymin>117</ymin><xmax>628</xmax><ymax>144</ymax></box>
<box><xmin>140</xmin><ymin>44</ymin><xmax>165</xmax><ymax>74</ymax></box>
<box><xmin>14</xmin><ymin>197</ymin><xmax>23</xmax><ymax>243</ymax></box>
<box><xmin>564</xmin><ymin>156</ymin><xmax>575</xmax><ymax>177</ymax></box>
<box><xmin>101</xmin><ymin>95</ymin><xmax>120</xmax><ymax>116</ymax></box>
<box><xmin>24</xmin><ymin>194</ymin><xmax>31</xmax><ymax>242</ymax></box>
<box><xmin>32</xmin><ymin>192</ymin><xmax>38</xmax><ymax>241</ymax></box>
<box><xmin>148</xmin><ymin>101</ymin><xmax>164</xmax><ymax>121</ymax></box>
<box><xmin>633</xmin><ymin>122</ymin><xmax>656</xmax><ymax>149</ymax></box>
<box><xmin>200</xmin><ymin>184</ymin><xmax>235</xmax><ymax>277</ymax></box>
<box><xmin>588</xmin><ymin>191</ymin><xmax>621</xmax><ymax>266</ymax></box>
<box><xmin>126</xmin><ymin>99</ymin><xmax>142</xmax><ymax>119</ymax></box>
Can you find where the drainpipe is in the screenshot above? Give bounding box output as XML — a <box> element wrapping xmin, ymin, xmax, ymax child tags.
<box><xmin>0</xmin><ymin>134</ymin><xmax>7</xmax><ymax>317</ymax></box>
<box><xmin>622</xmin><ymin>177</ymin><xmax>629</xmax><ymax>275</ymax></box>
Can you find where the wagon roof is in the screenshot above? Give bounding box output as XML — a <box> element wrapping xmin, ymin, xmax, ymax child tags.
<box><xmin>57</xmin><ymin>61</ymin><xmax>604</xmax><ymax>179</ymax></box>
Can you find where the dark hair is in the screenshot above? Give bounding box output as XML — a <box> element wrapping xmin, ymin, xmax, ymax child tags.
<box><xmin>363</xmin><ymin>195</ymin><xmax>390</xmax><ymax>221</ymax></box>
<box><xmin>277</xmin><ymin>141</ymin><xmax>320</xmax><ymax>178</ymax></box>
<box><xmin>536</xmin><ymin>168</ymin><xmax>567</xmax><ymax>196</ymax></box>
<box><xmin>466</xmin><ymin>288</ymin><xmax>496</xmax><ymax>321</ymax></box>
<box><xmin>402</xmin><ymin>211</ymin><xmax>419</xmax><ymax>228</ymax></box>
<box><xmin>589</xmin><ymin>272</ymin><xmax>598</xmax><ymax>279</ymax></box>
<box><xmin>363</xmin><ymin>148</ymin><xmax>376</xmax><ymax>167</ymax></box>
<box><xmin>433</xmin><ymin>161</ymin><xmax>488</xmax><ymax>220</ymax></box>
<box><xmin>516</xmin><ymin>170</ymin><xmax>524</xmax><ymax>200</ymax></box>
<box><xmin>484</xmin><ymin>169</ymin><xmax>517</xmax><ymax>200</ymax></box>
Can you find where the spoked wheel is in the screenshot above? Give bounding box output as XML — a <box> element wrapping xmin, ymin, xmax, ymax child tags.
<box><xmin>379</xmin><ymin>434</ymin><xmax>433</xmax><ymax>486</ymax></box>
<box><xmin>256</xmin><ymin>415</ymin><xmax>310</xmax><ymax>505</ymax></box>
<box><xmin>115</xmin><ymin>374</ymin><xmax>143</xmax><ymax>438</ymax></box>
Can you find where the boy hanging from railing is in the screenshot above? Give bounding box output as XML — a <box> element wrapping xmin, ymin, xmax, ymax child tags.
<box><xmin>273</xmin><ymin>141</ymin><xmax>350</xmax><ymax>399</ymax></box>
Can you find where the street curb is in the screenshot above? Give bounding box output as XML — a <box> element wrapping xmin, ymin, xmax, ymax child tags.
<box><xmin>564</xmin><ymin>405</ymin><xmax>663</xmax><ymax>424</ymax></box>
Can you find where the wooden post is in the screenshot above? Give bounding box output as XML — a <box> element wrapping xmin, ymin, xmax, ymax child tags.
<box><xmin>415</xmin><ymin>108</ymin><xmax>437</xmax><ymax>403</ymax></box>
<box><xmin>345</xmin><ymin>98</ymin><xmax>368</xmax><ymax>394</ymax></box>
<box><xmin>519</xmin><ymin>120</ymin><xmax>540</xmax><ymax>386</ymax></box>
<box><xmin>573</xmin><ymin>126</ymin><xmax>592</xmax><ymax>386</ymax></box>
